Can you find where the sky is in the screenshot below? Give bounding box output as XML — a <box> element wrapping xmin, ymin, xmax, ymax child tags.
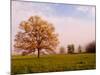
<box><xmin>12</xmin><ymin>0</ymin><xmax>95</xmax><ymax>52</ymax></box>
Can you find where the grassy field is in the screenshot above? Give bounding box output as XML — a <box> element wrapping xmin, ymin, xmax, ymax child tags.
<box><xmin>11</xmin><ymin>53</ymin><xmax>96</xmax><ymax>74</ymax></box>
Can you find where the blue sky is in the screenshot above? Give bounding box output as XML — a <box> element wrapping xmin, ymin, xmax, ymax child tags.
<box><xmin>12</xmin><ymin>1</ymin><xmax>95</xmax><ymax>52</ymax></box>
<box><xmin>30</xmin><ymin>2</ymin><xmax>95</xmax><ymax>20</ymax></box>
<box><xmin>12</xmin><ymin>1</ymin><xmax>95</xmax><ymax>19</ymax></box>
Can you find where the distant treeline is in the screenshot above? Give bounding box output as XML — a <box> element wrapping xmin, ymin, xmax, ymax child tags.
<box><xmin>60</xmin><ymin>41</ymin><xmax>96</xmax><ymax>54</ymax></box>
<box><xmin>19</xmin><ymin>41</ymin><xmax>96</xmax><ymax>56</ymax></box>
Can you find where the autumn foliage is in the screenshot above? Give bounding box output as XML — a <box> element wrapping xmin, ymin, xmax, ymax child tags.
<box><xmin>14</xmin><ymin>16</ymin><xmax>59</xmax><ymax>58</ymax></box>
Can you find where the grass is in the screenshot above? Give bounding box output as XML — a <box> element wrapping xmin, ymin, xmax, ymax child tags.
<box><xmin>11</xmin><ymin>53</ymin><xmax>96</xmax><ymax>74</ymax></box>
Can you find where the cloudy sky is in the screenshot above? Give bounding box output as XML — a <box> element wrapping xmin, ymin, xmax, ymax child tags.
<box><xmin>12</xmin><ymin>0</ymin><xmax>95</xmax><ymax>51</ymax></box>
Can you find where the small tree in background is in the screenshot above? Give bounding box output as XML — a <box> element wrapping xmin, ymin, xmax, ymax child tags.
<box><xmin>85</xmin><ymin>41</ymin><xmax>96</xmax><ymax>53</ymax></box>
<box><xmin>14</xmin><ymin>16</ymin><xmax>59</xmax><ymax>58</ymax></box>
<box><xmin>60</xmin><ymin>46</ymin><xmax>66</xmax><ymax>54</ymax></box>
<box><xmin>78</xmin><ymin>45</ymin><xmax>82</xmax><ymax>53</ymax></box>
<box><xmin>67</xmin><ymin>44</ymin><xmax>75</xmax><ymax>54</ymax></box>
<box><xmin>71</xmin><ymin>44</ymin><xmax>74</xmax><ymax>53</ymax></box>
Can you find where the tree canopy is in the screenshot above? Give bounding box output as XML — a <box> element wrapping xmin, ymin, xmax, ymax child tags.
<box><xmin>14</xmin><ymin>16</ymin><xmax>59</xmax><ymax>58</ymax></box>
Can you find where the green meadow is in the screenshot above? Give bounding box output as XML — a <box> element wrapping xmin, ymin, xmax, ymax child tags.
<box><xmin>11</xmin><ymin>53</ymin><xmax>96</xmax><ymax>74</ymax></box>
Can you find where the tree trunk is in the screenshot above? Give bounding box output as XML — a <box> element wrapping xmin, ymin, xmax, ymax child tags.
<box><xmin>37</xmin><ymin>48</ymin><xmax>40</xmax><ymax>58</ymax></box>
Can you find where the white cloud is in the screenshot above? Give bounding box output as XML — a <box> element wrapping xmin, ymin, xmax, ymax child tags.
<box><xmin>77</xmin><ymin>6</ymin><xmax>89</xmax><ymax>12</ymax></box>
<box><xmin>76</xmin><ymin>6</ymin><xmax>95</xmax><ymax>17</ymax></box>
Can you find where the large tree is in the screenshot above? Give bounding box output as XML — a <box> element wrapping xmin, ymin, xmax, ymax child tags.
<box><xmin>14</xmin><ymin>16</ymin><xmax>59</xmax><ymax>58</ymax></box>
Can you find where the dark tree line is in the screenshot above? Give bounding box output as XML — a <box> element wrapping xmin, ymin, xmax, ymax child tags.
<box><xmin>59</xmin><ymin>41</ymin><xmax>96</xmax><ymax>54</ymax></box>
<box><xmin>85</xmin><ymin>41</ymin><xmax>96</xmax><ymax>53</ymax></box>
